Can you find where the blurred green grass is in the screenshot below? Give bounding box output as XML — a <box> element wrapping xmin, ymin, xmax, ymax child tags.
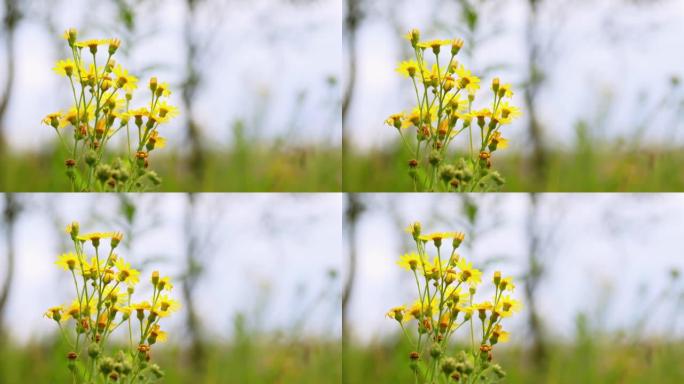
<box><xmin>0</xmin><ymin>337</ymin><xmax>341</xmax><ymax>383</ymax></box>
<box><xmin>0</xmin><ymin>144</ymin><xmax>341</xmax><ymax>192</ymax></box>
<box><xmin>343</xmin><ymin>141</ymin><xmax>684</xmax><ymax>192</ymax></box>
<box><xmin>344</xmin><ymin>336</ymin><xmax>684</xmax><ymax>383</ymax></box>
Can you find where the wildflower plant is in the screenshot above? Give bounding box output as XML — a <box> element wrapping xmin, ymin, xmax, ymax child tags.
<box><xmin>386</xmin><ymin>29</ymin><xmax>522</xmax><ymax>192</ymax></box>
<box><xmin>42</xmin><ymin>28</ymin><xmax>179</xmax><ymax>191</ymax></box>
<box><xmin>44</xmin><ymin>221</ymin><xmax>180</xmax><ymax>383</ymax></box>
<box><xmin>387</xmin><ymin>222</ymin><xmax>522</xmax><ymax>383</ymax></box>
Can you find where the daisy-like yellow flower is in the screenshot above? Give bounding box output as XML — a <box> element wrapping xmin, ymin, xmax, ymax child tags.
<box><xmin>155</xmin><ymin>82</ymin><xmax>171</xmax><ymax>97</ymax></box>
<box><xmin>405</xmin><ymin>221</ymin><xmax>422</xmax><ymax>235</ymax></box>
<box><xmin>397</xmin><ymin>252</ymin><xmax>425</xmax><ymax>271</ymax></box>
<box><xmin>156</xmin><ymin>294</ymin><xmax>181</xmax><ymax>314</ymax></box>
<box><xmin>154</xmin><ymin>101</ymin><xmax>179</xmax><ymax>120</ymax></box>
<box><xmin>498</xmin><ymin>83</ymin><xmax>514</xmax><ymax>98</ymax></box>
<box><xmin>42</xmin><ymin>112</ymin><xmax>63</xmax><ymax>128</ymax></box>
<box><xmin>404</xmin><ymin>29</ymin><xmax>421</xmax><ymax>47</ymax></box>
<box><xmin>455</xmin><ymin>65</ymin><xmax>481</xmax><ymax>93</ymax></box>
<box><xmin>55</xmin><ymin>252</ymin><xmax>82</xmax><ymax>271</ymax></box>
<box><xmin>146</xmin><ymin>130</ymin><xmax>166</xmax><ymax>150</ymax></box>
<box><xmin>44</xmin><ymin>306</ymin><xmax>64</xmax><ymax>321</ymax></box>
<box><xmin>488</xmin><ymin>131</ymin><xmax>509</xmax><ymax>150</ymax></box>
<box><xmin>62</xmin><ymin>28</ymin><xmax>77</xmax><ymax>46</ymax></box>
<box><xmin>157</xmin><ymin>276</ymin><xmax>173</xmax><ymax>291</ymax></box>
<box><xmin>497</xmin><ymin>295</ymin><xmax>522</xmax><ymax>316</ymax></box>
<box><xmin>445</xmin><ymin>286</ymin><xmax>469</xmax><ymax>306</ymax></box>
<box><xmin>417</xmin><ymin>39</ymin><xmax>453</xmax><ymax>54</ymax></box>
<box><xmin>75</xmin><ymin>38</ymin><xmax>110</xmax><ymax>53</ymax></box>
<box><xmin>148</xmin><ymin>324</ymin><xmax>168</xmax><ymax>343</ymax></box>
<box><xmin>77</xmin><ymin>231</ymin><xmax>118</xmax><ymax>244</ymax></box>
<box><xmin>386</xmin><ymin>305</ymin><xmax>406</xmax><ymax>323</ymax></box>
<box><xmin>385</xmin><ymin>112</ymin><xmax>404</xmax><ymax>129</ymax></box>
<box><xmin>396</xmin><ymin>60</ymin><xmax>420</xmax><ymax>78</ymax></box>
<box><xmin>490</xmin><ymin>324</ymin><xmax>510</xmax><ymax>343</ymax></box>
<box><xmin>406</xmin><ymin>297</ymin><xmax>438</xmax><ymax>320</ymax></box>
<box><xmin>497</xmin><ymin>102</ymin><xmax>522</xmax><ymax>121</ymax></box>
<box><xmin>473</xmin><ymin>301</ymin><xmax>493</xmax><ymax>319</ymax></box>
<box><xmin>113</xmin><ymin>65</ymin><xmax>139</xmax><ymax>92</ymax></box>
<box><xmin>499</xmin><ymin>276</ymin><xmax>515</xmax><ymax>291</ymax></box>
<box><xmin>114</xmin><ymin>258</ymin><xmax>140</xmax><ymax>286</ymax></box>
<box><xmin>53</xmin><ymin>59</ymin><xmax>77</xmax><ymax>77</ymax></box>
<box><xmin>131</xmin><ymin>301</ymin><xmax>151</xmax><ymax>319</ymax></box>
<box><xmin>457</xmin><ymin>258</ymin><xmax>482</xmax><ymax>286</ymax></box>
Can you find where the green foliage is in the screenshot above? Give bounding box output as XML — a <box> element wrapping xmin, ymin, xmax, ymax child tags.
<box><xmin>0</xmin><ymin>144</ymin><xmax>341</xmax><ymax>192</ymax></box>
<box><xmin>0</xmin><ymin>337</ymin><xmax>340</xmax><ymax>384</ymax></box>
<box><xmin>343</xmin><ymin>336</ymin><xmax>684</xmax><ymax>384</ymax></box>
<box><xmin>343</xmin><ymin>140</ymin><xmax>684</xmax><ymax>192</ymax></box>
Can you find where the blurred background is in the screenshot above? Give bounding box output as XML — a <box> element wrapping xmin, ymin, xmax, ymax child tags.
<box><xmin>0</xmin><ymin>193</ymin><xmax>342</xmax><ymax>383</ymax></box>
<box><xmin>0</xmin><ymin>0</ymin><xmax>341</xmax><ymax>191</ymax></box>
<box><xmin>342</xmin><ymin>0</ymin><xmax>684</xmax><ymax>191</ymax></box>
<box><xmin>343</xmin><ymin>193</ymin><xmax>684</xmax><ymax>383</ymax></box>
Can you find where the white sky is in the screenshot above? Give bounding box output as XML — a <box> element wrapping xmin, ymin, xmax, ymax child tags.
<box><xmin>344</xmin><ymin>193</ymin><xmax>684</xmax><ymax>343</ymax></box>
<box><xmin>1</xmin><ymin>0</ymin><xmax>342</xmax><ymax>151</ymax></box>
<box><xmin>0</xmin><ymin>193</ymin><xmax>342</xmax><ymax>344</ymax></box>
<box><xmin>344</xmin><ymin>0</ymin><xmax>684</xmax><ymax>150</ymax></box>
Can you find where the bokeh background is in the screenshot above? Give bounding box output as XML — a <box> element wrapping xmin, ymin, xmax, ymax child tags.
<box><xmin>0</xmin><ymin>193</ymin><xmax>342</xmax><ymax>383</ymax></box>
<box><xmin>0</xmin><ymin>0</ymin><xmax>342</xmax><ymax>191</ymax></box>
<box><xmin>342</xmin><ymin>193</ymin><xmax>684</xmax><ymax>383</ymax></box>
<box><xmin>342</xmin><ymin>0</ymin><xmax>684</xmax><ymax>191</ymax></box>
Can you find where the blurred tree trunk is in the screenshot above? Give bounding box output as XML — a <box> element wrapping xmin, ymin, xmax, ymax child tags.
<box><xmin>342</xmin><ymin>194</ymin><xmax>364</xmax><ymax>350</ymax></box>
<box><xmin>525</xmin><ymin>0</ymin><xmax>548</xmax><ymax>186</ymax></box>
<box><xmin>0</xmin><ymin>0</ymin><xmax>20</xmax><ymax>153</ymax></box>
<box><xmin>342</xmin><ymin>0</ymin><xmax>363</xmax><ymax>152</ymax></box>
<box><xmin>182</xmin><ymin>0</ymin><xmax>206</xmax><ymax>186</ymax></box>
<box><xmin>525</xmin><ymin>193</ymin><xmax>547</xmax><ymax>367</ymax></box>
<box><xmin>182</xmin><ymin>193</ymin><xmax>205</xmax><ymax>371</ymax></box>
<box><xmin>0</xmin><ymin>194</ymin><xmax>19</xmax><ymax>340</ymax></box>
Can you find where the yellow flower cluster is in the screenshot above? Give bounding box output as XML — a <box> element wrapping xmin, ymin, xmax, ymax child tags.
<box><xmin>387</xmin><ymin>221</ymin><xmax>522</xmax><ymax>383</ymax></box>
<box><xmin>386</xmin><ymin>28</ymin><xmax>522</xmax><ymax>192</ymax></box>
<box><xmin>45</xmin><ymin>221</ymin><xmax>180</xmax><ymax>383</ymax></box>
<box><xmin>42</xmin><ymin>28</ymin><xmax>178</xmax><ymax>192</ymax></box>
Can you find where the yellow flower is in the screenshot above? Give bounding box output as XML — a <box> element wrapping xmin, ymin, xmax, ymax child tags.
<box><xmin>147</xmin><ymin>130</ymin><xmax>166</xmax><ymax>149</ymax></box>
<box><xmin>42</xmin><ymin>112</ymin><xmax>63</xmax><ymax>128</ymax></box>
<box><xmin>77</xmin><ymin>232</ymin><xmax>118</xmax><ymax>243</ymax></box>
<box><xmin>113</xmin><ymin>65</ymin><xmax>138</xmax><ymax>92</ymax></box>
<box><xmin>155</xmin><ymin>82</ymin><xmax>171</xmax><ymax>97</ymax></box>
<box><xmin>75</xmin><ymin>38</ymin><xmax>110</xmax><ymax>53</ymax></box>
<box><xmin>153</xmin><ymin>101</ymin><xmax>179</xmax><ymax>120</ymax></box>
<box><xmin>404</xmin><ymin>29</ymin><xmax>421</xmax><ymax>47</ymax></box>
<box><xmin>418</xmin><ymin>232</ymin><xmax>464</xmax><ymax>247</ymax></box>
<box><xmin>499</xmin><ymin>276</ymin><xmax>515</xmax><ymax>291</ymax></box>
<box><xmin>397</xmin><ymin>252</ymin><xmax>424</xmax><ymax>271</ymax></box>
<box><xmin>455</xmin><ymin>65</ymin><xmax>481</xmax><ymax>93</ymax></box>
<box><xmin>53</xmin><ymin>59</ymin><xmax>77</xmax><ymax>77</ymax></box>
<box><xmin>396</xmin><ymin>60</ymin><xmax>420</xmax><ymax>78</ymax></box>
<box><xmin>497</xmin><ymin>295</ymin><xmax>522</xmax><ymax>316</ymax></box>
<box><xmin>157</xmin><ymin>276</ymin><xmax>173</xmax><ymax>291</ymax></box>
<box><xmin>497</xmin><ymin>102</ymin><xmax>522</xmax><ymax>121</ymax></box>
<box><xmin>406</xmin><ymin>298</ymin><xmax>438</xmax><ymax>320</ymax></box>
<box><xmin>490</xmin><ymin>324</ymin><xmax>510</xmax><ymax>343</ymax></box>
<box><xmin>457</xmin><ymin>258</ymin><xmax>482</xmax><ymax>286</ymax></box>
<box><xmin>417</xmin><ymin>39</ymin><xmax>452</xmax><ymax>54</ymax></box>
<box><xmin>114</xmin><ymin>258</ymin><xmax>140</xmax><ymax>286</ymax></box>
<box><xmin>44</xmin><ymin>306</ymin><xmax>64</xmax><ymax>321</ymax></box>
<box><xmin>156</xmin><ymin>294</ymin><xmax>181</xmax><ymax>314</ymax></box>
<box><xmin>385</xmin><ymin>113</ymin><xmax>404</xmax><ymax>129</ymax></box>
<box><xmin>55</xmin><ymin>252</ymin><xmax>82</xmax><ymax>271</ymax></box>
<box><xmin>488</xmin><ymin>131</ymin><xmax>509</xmax><ymax>150</ymax></box>
<box><xmin>498</xmin><ymin>83</ymin><xmax>514</xmax><ymax>98</ymax></box>
<box><xmin>148</xmin><ymin>324</ymin><xmax>168</xmax><ymax>343</ymax></box>
<box><xmin>386</xmin><ymin>305</ymin><xmax>406</xmax><ymax>323</ymax></box>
